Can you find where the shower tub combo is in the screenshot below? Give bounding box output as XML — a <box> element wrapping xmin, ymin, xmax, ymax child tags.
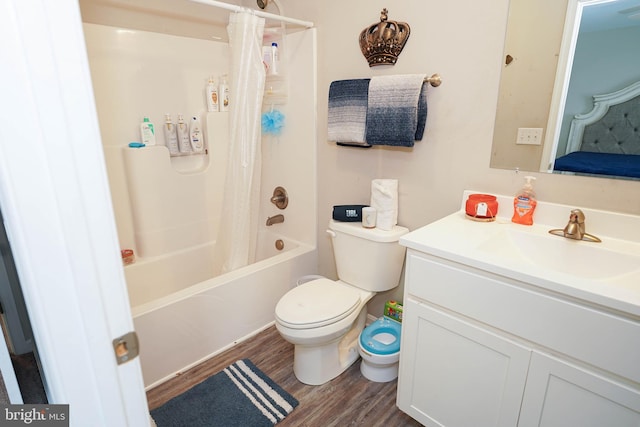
<box><xmin>124</xmin><ymin>109</ymin><xmax>316</xmax><ymax>387</ymax></box>
<box><xmin>87</xmin><ymin>23</ymin><xmax>318</xmax><ymax>388</ymax></box>
<box><xmin>123</xmin><ymin>89</ymin><xmax>316</xmax><ymax>386</ymax></box>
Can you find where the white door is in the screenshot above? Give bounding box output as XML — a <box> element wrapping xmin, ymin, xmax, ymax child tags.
<box><xmin>0</xmin><ymin>0</ymin><xmax>149</xmax><ymax>425</ymax></box>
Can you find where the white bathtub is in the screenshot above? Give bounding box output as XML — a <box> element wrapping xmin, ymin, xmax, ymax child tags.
<box><xmin>127</xmin><ymin>231</ymin><xmax>316</xmax><ymax>388</ymax></box>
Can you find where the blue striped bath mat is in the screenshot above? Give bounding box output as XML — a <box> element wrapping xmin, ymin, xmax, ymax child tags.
<box><xmin>151</xmin><ymin>359</ymin><xmax>298</xmax><ymax>426</ymax></box>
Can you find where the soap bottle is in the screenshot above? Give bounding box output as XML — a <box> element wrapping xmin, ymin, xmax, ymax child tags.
<box><xmin>176</xmin><ymin>114</ymin><xmax>192</xmax><ymax>154</ymax></box>
<box><xmin>219</xmin><ymin>75</ymin><xmax>229</xmax><ymax>112</ymax></box>
<box><xmin>163</xmin><ymin>113</ymin><xmax>180</xmax><ymax>156</ymax></box>
<box><xmin>512</xmin><ymin>176</ymin><xmax>537</xmax><ymax>225</ymax></box>
<box><xmin>189</xmin><ymin>116</ymin><xmax>204</xmax><ymax>153</ymax></box>
<box><xmin>140</xmin><ymin>116</ymin><xmax>156</xmax><ymax>146</ymax></box>
<box><xmin>206</xmin><ymin>76</ymin><xmax>219</xmax><ymax>112</ymax></box>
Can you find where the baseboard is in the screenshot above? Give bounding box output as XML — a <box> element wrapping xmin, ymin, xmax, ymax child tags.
<box><xmin>366</xmin><ymin>313</ymin><xmax>378</xmax><ymax>326</ymax></box>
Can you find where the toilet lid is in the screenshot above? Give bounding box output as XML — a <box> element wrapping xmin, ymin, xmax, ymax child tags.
<box><xmin>275</xmin><ymin>278</ymin><xmax>361</xmax><ymax>329</ymax></box>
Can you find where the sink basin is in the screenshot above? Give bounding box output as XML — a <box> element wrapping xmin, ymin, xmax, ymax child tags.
<box><xmin>476</xmin><ymin>229</ymin><xmax>640</xmax><ymax>280</ymax></box>
<box><xmin>400</xmin><ymin>193</ymin><xmax>640</xmax><ymax>316</ymax></box>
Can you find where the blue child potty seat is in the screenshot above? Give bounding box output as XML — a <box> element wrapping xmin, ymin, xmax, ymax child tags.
<box><xmin>359</xmin><ymin>317</ymin><xmax>401</xmax><ymax>355</ymax></box>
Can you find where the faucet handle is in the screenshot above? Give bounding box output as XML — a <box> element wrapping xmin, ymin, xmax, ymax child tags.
<box><xmin>549</xmin><ymin>208</ymin><xmax>601</xmax><ymax>242</ymax></box>
<box><xmin>569</xmin><ymin>209</ymin><xmax>585</xmax><ymax>224</ymax></box>
<box><xmin>270</xmin><ymin>186</ymin><xmax>288</xmax><ymax>210</ymax></box>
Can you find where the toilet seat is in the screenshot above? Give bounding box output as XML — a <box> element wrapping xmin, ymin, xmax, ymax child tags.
<box><xmin>359</xmin><ymin>317</ymin><xmax>401</xmax><ymax>355</ymax></box>
<box><xmin>275</xmin><ymin>278</ymin><xmax>361</xmax><ymax>329</ymax></box>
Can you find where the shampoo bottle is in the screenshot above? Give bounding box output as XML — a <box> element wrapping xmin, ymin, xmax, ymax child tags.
<box><xmin>512</xmin><ymin>176</ymin><xmax>537</xmax><ymax>225</ymax></box>
<box><xmin>140</xmin><ymin>116</ymin><xmax>156</xmax><ymax>146</ymax></box>
<box><xmin>219</xmin><ymin>75</ymin><xmax>229</xmax><ymax>112</ymax></box>
<box><xmin>270</xmin><ymin>42</ymin><xmax>279</xmax><ymax>75</ymax></box>
<box><xmin>189</xmin><ymin>116</ymin><xmax>204</xmax><ymax>153</ymax></box>
<box><xmin>176</xmin><ymin>114</ymin><xmax>192</xmax><ymax>154</ymax></box>
<box><xmin>163</xmin><ymin>113</ymin><xmax>180</xmax><ymax>156</ymax></box>
<box><xmin>206</xmin><ymin>76</ymin><xmax>219</xmax><ymax>112</ymax></box>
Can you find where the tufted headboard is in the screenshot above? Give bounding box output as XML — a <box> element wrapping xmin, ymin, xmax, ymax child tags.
<box><xmin>565</xmin><ymin>80</ymin><xmax>640</xmax><ymax>155</ymax></box>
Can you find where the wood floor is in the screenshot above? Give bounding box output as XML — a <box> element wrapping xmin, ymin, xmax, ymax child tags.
<box><xmin>147</xmin><ymin>325</ymin><xmax>422</xmax><ymax>426</ymax></box>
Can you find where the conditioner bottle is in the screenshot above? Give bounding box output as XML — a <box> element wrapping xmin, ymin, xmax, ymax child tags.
<box><xmin>512</xmin><ymin>176</ymin><xmax>537</xmax><ymax>225</ymax></box>
<box><xmin>176</xmin><ymin>114</ymin><xmax>192</xmax><ymax>154</ymax></box>
<box><xmin>206</xmin><ymin>76</ymin><xmax>219</xmax><ymax>112</ymax></box>
<box><xmin>219</xmin><ymin>75</ymin><xmax>229</xmax><ymax>112</ymax></box>
<box><xmin>163</xmin><ymin>114</ymin><xmax>180</xmax><ymax>156</ymax></box>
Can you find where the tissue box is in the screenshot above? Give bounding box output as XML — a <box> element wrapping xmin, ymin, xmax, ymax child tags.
<box><xmin>384</xmin><ymin>300</ymin><xmax>403</xmax><ymax>323</ymax></box>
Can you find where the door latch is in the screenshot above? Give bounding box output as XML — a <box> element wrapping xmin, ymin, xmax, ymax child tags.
<box><xmin>112</xmin><ymin>331</ymin><xmax>139</xmax><ymax>365</ymax></box>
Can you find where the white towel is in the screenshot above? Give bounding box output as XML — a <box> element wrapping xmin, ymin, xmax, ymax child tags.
<box><xmin>370</xmin><ymin>179</ymin><xmax>398</xmax><ymax>231</ymax></box>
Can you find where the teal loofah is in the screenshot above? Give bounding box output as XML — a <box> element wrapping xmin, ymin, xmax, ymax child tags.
<box><xmin>261</xmin><ymin>109</ymin><xmax>285</xmax><ymax>135</ymax></box>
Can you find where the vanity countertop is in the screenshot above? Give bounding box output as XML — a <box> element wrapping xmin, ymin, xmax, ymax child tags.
<box><xmin>400</xmin><ymin>191</ymin><xmax>640</xmax><ymax>317</ymax></box>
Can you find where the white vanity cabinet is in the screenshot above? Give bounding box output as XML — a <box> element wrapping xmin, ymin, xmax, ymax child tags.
<box><xmin>397</xmin><ymin>249</ymin><xmax>640</xmax><ymax>427</ymax></box>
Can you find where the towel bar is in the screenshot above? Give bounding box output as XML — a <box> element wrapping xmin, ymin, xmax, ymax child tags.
<box><xmin>425</xmin><ymin>73</ymin><xmax>442</xmax><ymax>87</ymax></box>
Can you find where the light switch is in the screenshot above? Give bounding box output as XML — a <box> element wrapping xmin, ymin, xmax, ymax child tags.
<box><xmin>516</xmin><ymin>128</ymin><xmax>543</xmax><ymax>145</ymax></box>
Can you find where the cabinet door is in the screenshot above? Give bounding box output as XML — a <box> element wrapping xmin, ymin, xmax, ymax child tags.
<box><xmin>519</xmin><ymin>351</ymin><xmax>640</xmax><ymax>427</ymax></box>
<box><xmin>397</xmin><ymin>299</ymin><xmax>531</xmax><ymax>427</ymax></box>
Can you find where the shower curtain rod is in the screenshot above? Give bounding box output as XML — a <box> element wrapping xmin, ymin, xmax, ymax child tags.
<box><xmin>189</xmin><ymin>0</ymin><xmax>315</xmax><ymax>28</ymax></box>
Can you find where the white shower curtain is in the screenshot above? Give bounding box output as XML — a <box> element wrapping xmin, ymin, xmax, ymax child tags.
<box><xmin>215</xmin><ymin>11</ymin><xmax>266</xmax><ymax>273</ymax></box>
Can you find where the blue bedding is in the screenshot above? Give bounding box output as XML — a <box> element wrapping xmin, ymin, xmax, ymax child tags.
<box><xmin>554</xmin><ymin>152</ymin><xmax>640</xmax><ymax>179</ymax></box>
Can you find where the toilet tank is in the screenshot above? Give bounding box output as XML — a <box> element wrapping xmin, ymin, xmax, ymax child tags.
<box><xmin>328</xmin><ymin>220</ymin><xmax>409</xmax><ymax>292</ymax></box>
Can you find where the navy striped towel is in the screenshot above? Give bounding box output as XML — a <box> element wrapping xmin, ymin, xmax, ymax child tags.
<box><xmin>328</xmin><ymin>79</ymin><xmax>371</xmax><ymax>147</ymax></box>
<box><xmin>365</xmin><ymin>74</ymin><xmax>428</xmax><ymax>147</ymax></box>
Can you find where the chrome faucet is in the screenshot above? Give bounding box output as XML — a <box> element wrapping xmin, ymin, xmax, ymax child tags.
<box><xmin>549</xmin><ymin>209</ymin><xmax>601</xmax><ymax>242</ymax></box>
<box><xmin>266</xmin><ymin>214</ymin><xmax>284</xmax><ymax>226</ymax></box>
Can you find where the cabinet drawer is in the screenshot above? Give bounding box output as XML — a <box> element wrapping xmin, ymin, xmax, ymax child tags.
<box><xmin>405</xmin><ymin>250</ymin><xmax>640</xmax><ymax>384</ymax></box>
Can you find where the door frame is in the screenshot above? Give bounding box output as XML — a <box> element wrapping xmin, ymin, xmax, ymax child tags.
<box><xmin>0</xmin><ymin>0</ymin><xmax>149</xmax><ymax>424</ymax></box>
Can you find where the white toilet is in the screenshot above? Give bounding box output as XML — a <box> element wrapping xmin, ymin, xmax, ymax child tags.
<box><xmin>275</xmin><ymin>220</ymin><xmax>408</xmax><ymax>385</ymax></box>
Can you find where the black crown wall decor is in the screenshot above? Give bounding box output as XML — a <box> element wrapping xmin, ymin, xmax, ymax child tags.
<box><xmin>359</xmin><ymin>8</ymin><xmax>411</xmax><ymax>67</ymax></box>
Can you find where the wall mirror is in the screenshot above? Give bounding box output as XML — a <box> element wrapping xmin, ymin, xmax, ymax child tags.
<box><xmin>491</xmin><ymin>0</ymin><xmax>640</xmax><ymax>181</ymax></box>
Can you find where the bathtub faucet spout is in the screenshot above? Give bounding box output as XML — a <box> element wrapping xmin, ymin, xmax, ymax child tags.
<box><xmin>266</xmin><ymin>214</ymin><xmax>285</xmax><ymax>226</ymax></box>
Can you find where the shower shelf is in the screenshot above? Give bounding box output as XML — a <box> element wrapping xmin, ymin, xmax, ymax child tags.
<box><xmin>263</xmin><ymin>27</ymin><xmax>288</xmax><ymax>105</ymax></box>
<box><xmin>264</xmin><ymin>74</ymin><xmax>288</xmax><ymax>105</ymax></box>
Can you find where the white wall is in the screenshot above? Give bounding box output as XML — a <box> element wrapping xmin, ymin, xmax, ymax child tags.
<box><xmin>84</xmin><ymin>23</ymin><xmax>229</xmax><ymax>253</ymax></box>
<box><xmin>84</xmin><ymin>20</ymin><xmax>318</xmax><ymax>270</ymax></box>
<box><xmin>304</xmin><ymin>0</ymin><xmax>640</xmax><ymax>316</ymax></box>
